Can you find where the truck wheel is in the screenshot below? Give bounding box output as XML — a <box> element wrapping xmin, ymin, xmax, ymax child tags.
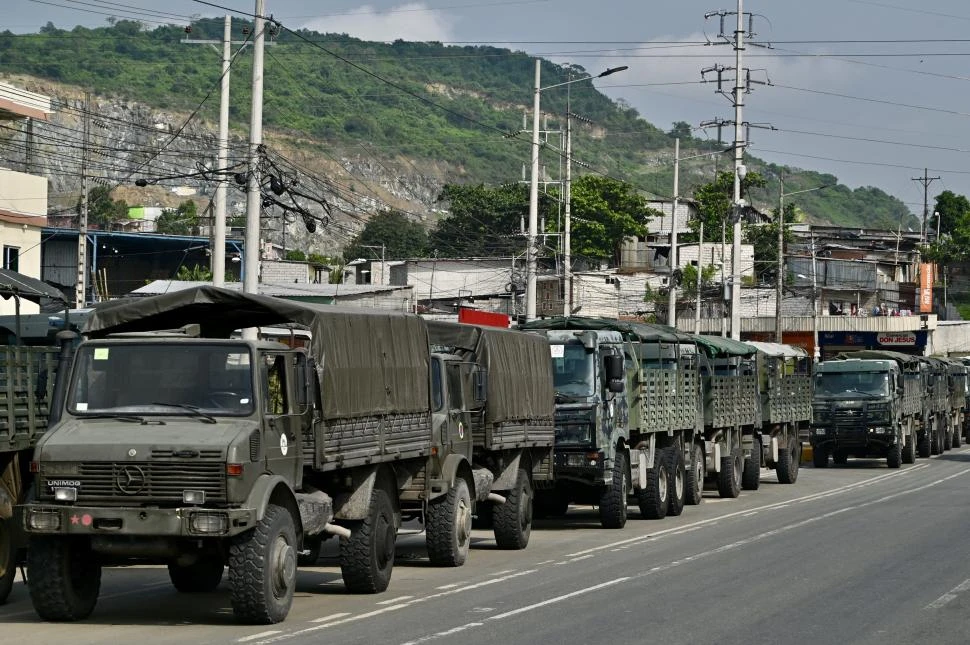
<box><xmin>943</xmin><ymin>423</ymin><xmax>953</xmax><ymax>452</ymax></box>
<box><xmin>426</xmin><ymin>478</ymin><xmax>472</xmax><ymax>567</ymax></box>
<box><xmin>953</xmin><ymin>426</ymin><xmax>962</xmax><ymax>448</ymax></box>
<box><xmin>812</xmin><ymin>447</ymin><xmax>829</xmax><ymax>468</ymax></box>
<box><xmin>598</xmin><ymin>451</ymin><xmax>629</xmax><ymax>529</ymax></box>
<box><xmin>0</xmin><ymin>518</ymin><xmax>16</xmax><ymax>604</ymax></box>
<box><xmin>297</xmin><ymin>537</ymin><xmax>323</xmax><ymax>567</ymax></box>
<box><xmin>168</xmin><ymin>558</ymin><xmax>224</xmax><ymax>592</ymax></box>
<box><xmin>685</xmin><ymin>443</ymin><xmax>705</xmax><ymax>505</ymax></box>
<box><xmin>666</xmin><ymin>446</ymin><xmax>686</xmax><ymax>517</ymax></box>
<box><xmin>27</xmin><ymin>536</ymin><xmax>101</xmax><ymax>621</ymax></box>
<box><xmin>742</xmin><ymin>437</ymin><xmax>761</xmax><ymax>491</ymax></box>
<box><xmin>717</xmin><ymin>449</ymin><xmax>742</xmax><ymax>498</ymax></box>
<box><xmin>886</xmin><ymin>440</ymin><xmax>902</xmax><ymax>469</ymax></box>
<box><xmin>493</xmin><ymin>469</ymin><xmax>532</xmax><ymax>550</ymax></box>
<box><xmin>901</xmin><ymin>429</ymin><xmax>916</xmax><ymax>464</ymax></box>
<box><xmin>340</xmin><ymin>488</ymin><xmax>397</xmax><ymax>593</ymax></box>
<box><xmin>229</xmin><ymin>503</ymin><xmax>297</xmax><ymax>624</ymax></box>
<box><xmin>776</xmin><ymin>441</ymin><xmax>800</xmax><ymax>484</ymax></box>
<box><xmin>918</xmin><ymin>431</ymin><xmax>931</xmax><ymax>458</ymax></box>
<box><xmin>637</xmin><ymin>456</ymin><xmax>669</xmax><ymax>520</ymax></box>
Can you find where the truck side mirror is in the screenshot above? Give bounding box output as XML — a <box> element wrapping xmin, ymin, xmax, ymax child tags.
<box><xmin>604</xmin><ymin>354</ymin><xmax>624</xmax><ymax>392</ymax></box>
<box><xmin>473</xmin><ymin>368</ymin><xmax>488</xmax><ymax>405</ymax></box>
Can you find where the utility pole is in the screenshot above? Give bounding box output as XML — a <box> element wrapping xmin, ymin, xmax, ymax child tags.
<box><xmin>525</xmin><ymin>59</ymin><xmax>541</xmax><ymax>322</ymax></box>
<box><xmin>695</xmin><ymin>222</ymin><xmax>703</xmax><ymax>334</ymax></box>
<box><xmin>811</xmin><ymin>231</ymin><xmax>819</xmax><ymax>362</ymax></box>
<box><xmin>241</xmin><ymin>0</ymin><xmax>266</xmax><ymax>341</ymax></box>
<box><xmin>563</xmin><ymin>87</ymin><xmax>573</xmax><ymax>317</ymax></box>
<box><xmin>776</xmin><ymin>174</ymin><xmax>784</xmax><ymax>343</ymax></box>
<box><xmin>667</xmin><ymin>137</ymin><xmax>680</xmax><ymax>327</ymax></box>
<box><xmin>912</xmin><ymin>168</ymin><xmax>940</xmax><ymax>244</ymax></box>
<box><xmin>730</xmin><ymin>0</ymin><xmax>745</xmax><ymax>341</ymax></box>
<box><xmin>76</xmin><ymin>91</ymin><xmax>91</xmax><ymax>308</ymax></box>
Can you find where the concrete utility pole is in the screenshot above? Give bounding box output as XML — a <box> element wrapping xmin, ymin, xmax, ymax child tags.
<box><xmin>526</xmin><ymin>59</ymin><xmax>541</xmax><ymax>322</ymax></box>
<box><xmin>76</xmin><ymin>91</ymin><xmax>91</xmax><ymax>308</ymax></box>
<box><xmin>244</xmin><ymin>0</ymin><xmax>266</xmax><ymax>298</ymax></box>
<box><xmin>776</xmin><ymin>174</ymin><xmax>785</xmax><ymax>343</ymax></box>
<box><xmin>695</xmin><ymin>222</ymin><xmax>704</xmax><ymax>334</ymax></box>
<box><xmin>912</xmin><ymin>168</ymin><xmax>940</xmax><ymax>244</ymax></box>
<box><xmin>667</xmin><ymin>137</ymin><xmax>680</xmax><ymax>327</ymax></box>
<box><xmin>730</xmin><ymin>0</ymin><xmax>745</xmax><ymax>341</ymax></box>
<box><xmin>563</xmin><ymin>93</ymin><xmax>573</xmax><ymax>317</ymax></box>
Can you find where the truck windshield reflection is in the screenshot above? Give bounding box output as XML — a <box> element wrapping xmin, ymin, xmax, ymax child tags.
<box><xmin>68</xmin><ymin>343</ymin><xmax>255</xmax><ymax>416</ymax></box>
<box><xmin>815</xmin><ymin>372</ymin><xmax>890</xmax><ymax>397</ymax></box>
<box><xmin>552</xmin><ymin>343</ymin><xmax>595</xmax><ymax>397</ymax></box>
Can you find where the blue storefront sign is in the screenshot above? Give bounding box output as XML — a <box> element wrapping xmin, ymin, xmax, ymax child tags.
<box><xmin>819</xmin><ymin>330</ymin><xmax>928</xmax><ymax>354</ymax></box>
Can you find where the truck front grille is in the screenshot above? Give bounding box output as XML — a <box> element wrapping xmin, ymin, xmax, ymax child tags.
<box><xmin>43</xmin><ymin>461</ymin><xmax>227</xmax><ymax>506</ymax></box>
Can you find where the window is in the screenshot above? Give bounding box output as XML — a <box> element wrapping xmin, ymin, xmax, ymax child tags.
<box><xmin>3</xmin><ymin>246</ymin><xmax>19</xmax><ymax>271</ymax></box>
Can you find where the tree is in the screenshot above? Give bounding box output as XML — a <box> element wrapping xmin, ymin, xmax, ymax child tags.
<box><xmin>668</xmin><ymin>121</ymin><xmax>693</xmax><ymax>140</ymax></box>
<box><xmin>680</xmin><ymin>263</ymin><xmax>719</xmax><ymax>297</ymax></box>
<box><xmin>156</xmin><ymin>200</ymin><xmax>198</xmax><ymax>235</ymax></box>
<box><xmin>569</xmin><ymin>175</ymin><xmax>652</xmax><ymax>264</ymax></box>
<box><xmin>687</xmin><ymin>170</ymin><xmax>767</xmax><ymax>243</ymax></box>
<box><xmin>743</xmin><ymin>203</ymin><xmax>795</xmax><ymax>285</ymax></box>
<box><xmin>932</xmin><ymin>190</ymin><xmax>970</xmax><ymax>238</ymax></box>
<box><xmin>431</xmin><ymin>184</ymin><xmax>554</xmax><ymax>258</ymax></box>
<box><xmin>79</xmin><ymin>185</ymin><xmax>129</xmax><ymax>227</ymax></box>
<box><xmin>343</xmin><ymin>209</ymin><xmax>428</xmax><ymax>261</ymax></box>
<box><xmin>175</xmin><ymin>263</ymin><xmax>212</xmax><ymax>281</ymax></box>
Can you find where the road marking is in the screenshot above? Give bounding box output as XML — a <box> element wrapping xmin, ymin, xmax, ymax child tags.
<box><xmin>238</xmin><ymin>632</ymin><xmax>282</xmax><ymax>642</ymax></box>
<box><xmin>389</xmin><ymin>465</ymin><xmax>970</xmax><ymax>645</ymax></box>
<box><xmin>566</xmin><ymin>554</ymin><xmax>593</xmax><ymax>563</ymax></box>
<box><xmin>488</xmin><ymin>569</ymin><xmax>515</xmax><ymax>577</ymax></box>
<box><xmin>377</xmin><ymin>596</ymin><xmax>414</xmax><ymax>605</ymax></box>
<box><xmin>310</xmin><ymin>612</ymin><xmax>351</xmax><ymax>623</ymax></box>
<box><xmin>564</xmin><ymin>465</ymin><xmax>928</xmax><ymax>558</ymax></box>
<box><xmin>435</xmin><ymin>583</ymin><xmax>460</xmax><ymax>590</ymax></box>
<box><xmin>926</xmin><ymin>578</ymin><xmax>970</xmax><ymax>609</ymax></box>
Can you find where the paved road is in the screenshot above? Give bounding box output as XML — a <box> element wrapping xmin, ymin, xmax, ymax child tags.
<box><xmin>4</xmin><ymin>451</ymin><xmax>970</xmax><ymax>645</ymax></box>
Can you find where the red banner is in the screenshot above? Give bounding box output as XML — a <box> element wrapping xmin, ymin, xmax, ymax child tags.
<box><xmin>458</xmin><ymin>308</ymin><xmax>511</xmax><ymax>328</ymax></box>
<box><xmin>919</xmin><ymin>263</ymin><xmax>934</xmax><ymax>313</ymax></box>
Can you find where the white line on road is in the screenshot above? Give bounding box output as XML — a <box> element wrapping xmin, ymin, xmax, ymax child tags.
<box><xmin>238</xmin><ymin>631</ymin><xmax>282</xmax><ymax>642</ymax></box>
<box><xmin>925</xmin><ymin>578</ymin><xmax>970</xmax><ymax>609</ymax></box>
<box><xmin>310</xmin><ymin>612</ymin><xmax>351</xmax><ymax>623</ymax></box>
<box><xmin>377</xmin><ymin>596</ymin><xmax>414</xmax><ymax>605</ymax></box>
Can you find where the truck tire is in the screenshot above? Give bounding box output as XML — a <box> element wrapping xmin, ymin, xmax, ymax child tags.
<box><xmin>637</xmin><ymin>456</ymin><xmax>669</xmax><ymax>520</ymax></box>
<box><xmin>493</xmin><ymin>468</ymin><xmax>532</xmax><ymax>550</ymax></box>
<box><xmin>27</xmin><ymin>536</ymin><xmax>101</xmax><ymax>621</ymax></box>
<box><xmin>666</xmin><ymin>445</ymin><xmax>686</xmax><ymax>517</ymax></box>
<box><xmin>685</xmin><ymin>443</ymin><xmax>705</xmax><ymax>506</ymax></box>
<box><xmin>776</xmin><ymin>441</ymin><xmax>800</xmax><ymax>484</ymax></box>
<box><xmin>812</xmin><ymin>447</ymin><xmax>829</xmax><ymax>468</ymax></box>
<box><xmin>918</xmin><ymin>430</ymin><xmax>931</xmax><ymax>458</ymax></box>
<box><xmin>931</xmin><ymin>426</ymin><xmax>942</xmax><ymax>455</ymax></box>
<box><xmin>902</xmin><ymin>433</ymin><xmax>916</xmax><ymax>465</ymax></box>
<box><xmin>229</xmin><ymin>503</ymin><xmax>297</xmax><ymax>624</ymax></box>
<box><xmin>297</xmin><ymin>537</ymin><xmax>323</xmax><ymax>567</ymax></box>
<box><xmin>426</xmin><ymin>477</ymin><xmax>472</xmax><ymax>567</ymax></box>
<box><xmin>742</xmin><ymin>437</ymin><xmax>761</xmax><ymax>491</ymax></box>
<box><xmin>717</xmin><ymin>449</ymin><xmax>742</xmax><ymax>499</ymax></box>
<box><xmin>340</xmin><ymin>487</ymin><xmax>397</xmax><ymax>594</ymax></box>
<box><xmin>168</xmin><ymin>558</ymin><xmax>224</xmax><ymax>592</ymax></box>
<box><xmin>598</xmin><ymin>451</ymin><xmax>629</xmax><ymax>529</ymax></box>
<box><xmin>953</xmin><ymin>426</ymin><xmax>962</xmax><ymax>448</ymax></box>
<box><xmin>943</xmin><ymin>422</ymin><xmax>953</xmax><ymax>452</ymax></box>
<box><xmin>0</xmin><ymin>518</ymin><xmax>15</xmax><ymax>604</ymax></box>
<box><xmin>886</xmin><ymin>440</ymin><xmax>902</xmax><ymax>469</ymax></box>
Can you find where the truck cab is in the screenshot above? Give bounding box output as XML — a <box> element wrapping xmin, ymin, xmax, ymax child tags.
<box><xmin>811</xmin><ymin>359</ymin><xmax>903</xmax><ymax>467</ymax></box>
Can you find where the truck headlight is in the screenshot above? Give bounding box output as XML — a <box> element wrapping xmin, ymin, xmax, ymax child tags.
<box><xmin>183</xmin><ymin>490</ymin><xmax>206</xmax><ymax>505</ymax></box>
<box><xmin>53</xmin><ymin>487</ymin><xmax>78</xmax><ymax>502</ymax></box>
<box><xmin>27</xmin><ymin>509</ymin><xmax>61</xmax><ymax>531</ymax></box>
<box><xmin>189</xmin><ymin>512</ymin><xmax>228</xmax><ymax>534</ymax></box>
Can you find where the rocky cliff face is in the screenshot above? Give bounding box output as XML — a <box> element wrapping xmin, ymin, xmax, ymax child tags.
<box><xmin>0</xmin><ymin>76</ymin><xmax>445</xmax><ymax>258</ymax></box>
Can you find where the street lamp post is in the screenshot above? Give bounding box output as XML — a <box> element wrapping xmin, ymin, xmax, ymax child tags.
<box><xmin>525</xmin><ymin>61</ymin><xmax>627</xmax><ymax>322</ymax></box>
<box><xmin>775</xmin><ymin>179</ymin><xmax>834</xmax><ymax>343</ymax></box>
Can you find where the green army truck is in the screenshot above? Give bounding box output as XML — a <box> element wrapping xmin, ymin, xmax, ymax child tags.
<box><xmin>0</xmin><ymin>344</ymin><xmax>62</xmax><ymax>604</ymax></box>
<box><xmin>811</xmin><ymin>353</ymin><xmax>921</xmax><ymax>467</ymax></box>
<box><xmin>520</xmin><ymin>317</ymin><xmax>702</xmax><ymax>529</ymax></box>
<box><xmin>18</xmin><ymin>287</ymin><xmax>552</xmax><ymax>624</ymax></box>
<box><xmin>938</xmin><ymin>358</ymin><xmax>968</xmax><ymax>450</ymax></box>
<box><xmin>745</xmin><ymin>342</ymin><xmax>812</xmax><ymax>485</ymax></box>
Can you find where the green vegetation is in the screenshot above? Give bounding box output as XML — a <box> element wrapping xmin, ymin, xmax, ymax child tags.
<box><xmin>156</xmin><ymin>200</ymin><xmax>199</xmax><ymax>235</ymax></box>
<box><xmin>2</xmin><ymin>19</ymin><xmax>917</xmax><ymax>230</ymax></box>
<box><xmin>343</xmin><ymin>210</ymin><xmax>428</xmax><ymax>261</ymax></box>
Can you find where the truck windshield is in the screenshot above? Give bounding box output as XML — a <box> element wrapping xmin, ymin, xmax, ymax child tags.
<box><xmin>815</xmin><ymin>371</ymin><xmax>890</xmax><ymax>397</ymax></box>
<box><xmin>551</xmin><ymin>343</ymin><xmax>595</xmax><ymax>396</ymax></box>
<box><xmin>68</xmin><ymin>343</ymin><xmax>255</xmax><ymax>416</ymax></box>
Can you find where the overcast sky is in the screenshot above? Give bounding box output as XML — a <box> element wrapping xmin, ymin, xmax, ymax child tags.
<box><xmin>7</xmin><ymin>0</ymin><xmax>970</xmax><ymax>217</ymax></box>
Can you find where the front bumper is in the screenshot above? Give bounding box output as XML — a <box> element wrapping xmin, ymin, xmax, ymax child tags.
<box><xmin>553</xmin><ymin>449</ymin><xmax>609</xmax><ymax>486</ymax></box>
<box><xmin>19</xmin><ymin>504</ymin><xmax>257</xmax><ymax>538</ymax></box>
<box><xmin>810</xmin><ymin>425</ymin><xmax>896</xmax><ymax>451</ymax></box>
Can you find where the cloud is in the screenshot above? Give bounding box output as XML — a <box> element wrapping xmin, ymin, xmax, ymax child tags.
<box><xmin>300</xmin><ymin>4</ymin><xmax>456</xmax><ymax>43</ymax></box>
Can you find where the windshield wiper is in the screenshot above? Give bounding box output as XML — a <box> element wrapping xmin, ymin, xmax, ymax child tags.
<box><xmin>77</xmin><ymin>413</ymin><xmax>155</xmax><ymax>424</ymax></box>
<box><xmin>845</xmin><ymin>388</ymin><xmax>880</xmax><ymax>398</ymax></box>
<box><xmin>150</xmin><ymin>402</ymin><xmax>217</xmax><ymax>424</ymax></box>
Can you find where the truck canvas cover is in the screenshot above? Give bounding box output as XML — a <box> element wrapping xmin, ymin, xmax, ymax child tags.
<box><xmin>519</xmin><ymin>316</ymin><xmax>688</xmax><ymax>344</ymax></box>
<box><xmin>82</xmin><ymin>286</ymin><xmax>430</xmax><ymax>421</ymax></box>
<box><xmin>427</xmin><ymin>321</ymin><xmax>554</xmax><ymax>426</ymax></box>
<box><xmin>693</xmin><ymin>335</ymin><xmax>757</xmax><ymax>359</ymax></box>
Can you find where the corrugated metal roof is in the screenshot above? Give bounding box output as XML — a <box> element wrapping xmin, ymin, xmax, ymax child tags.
<box><xmin>132</xmin><ymin>280</ymin><xmax>412</xmax><ymax>297</ymax></box>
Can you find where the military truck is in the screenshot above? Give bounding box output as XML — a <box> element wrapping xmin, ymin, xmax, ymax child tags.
<box><xmin>0</xmin><ymin>344</ymin><xmax>62</xmax><ymax>604</ymax></box>
<box><xmin>811</xmin><ymin>353</ymin><xmax>922</xmax><ymax>467</ymax></box>
<box><xmin>938</xmin><ymin>358</ymin><xmax>967</xmax><ymax>450</ymax></box>
<box><xmin>520</xmin><ymin>317</ymin><xmax>706</xmax><ymax>528</ymax></box>
<box><xmin>18</xmin><ymin>287</ymin><xmax>552</xmax><ymax>624</ymax></box>
<box><xmin>917</xmin><ymin>356</ymin><xmax>951</xmax><ymax>456</ymax></box>
<box><xmin>745</xmin><ymin>342</ymin><xmax>812</xmax><ymax>485</ymax></box>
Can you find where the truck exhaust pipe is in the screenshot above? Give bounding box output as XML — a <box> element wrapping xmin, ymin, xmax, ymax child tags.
<box><xmin>487</xmin><ymin>493</ymin><xmax>507</xmax><ymax>504</ymax></box>
<box><xmin>323</xmin><ymin>522</ymin><xmax>352</xmax><ymax>539</ymax></box>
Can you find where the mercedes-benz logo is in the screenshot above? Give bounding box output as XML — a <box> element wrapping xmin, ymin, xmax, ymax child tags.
<box><xmin>117</xmin><ymin>465</ymin><xmax>146</xmax><ymax>495</ymax></box>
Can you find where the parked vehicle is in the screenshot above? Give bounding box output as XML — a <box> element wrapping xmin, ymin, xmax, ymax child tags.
<box><xmin>18</xmin><ymin>287</ymin><xmax>553</xmax><ymax>624</ymax></box>
<box><xmin>811</xmin><ymin>351</ymin><xmax>922</xmax><ymax>467</ymax></box>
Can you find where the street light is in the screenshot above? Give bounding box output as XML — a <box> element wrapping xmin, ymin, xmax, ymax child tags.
<box><xmin>774</xmin><ymin>178</ymin><xmax>835</xmax><ymax>343</ymax></box>
<box><xmin>525</xmin><ymin>61</ymin><xmax>628</xmax><ymax>321</ymax></box>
